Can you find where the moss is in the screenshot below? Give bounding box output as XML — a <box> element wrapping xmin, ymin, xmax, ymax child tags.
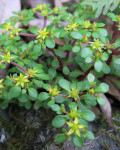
<box><xmin>104</xmin><ymin>140</ymin><xmax>110</xmax><ymax>150</ymax></box>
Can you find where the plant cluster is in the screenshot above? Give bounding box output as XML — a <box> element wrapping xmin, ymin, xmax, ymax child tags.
<box><xmin>0</xmin><ymin>1</ymin><xmax>120</xmax><ymax>148</ymax></box>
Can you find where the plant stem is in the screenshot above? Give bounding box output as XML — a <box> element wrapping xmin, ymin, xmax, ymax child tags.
<box><xmin>50</xmin><ymin>49</ymin><xmax>64</xmax><ymax>68</ymax></box>
<box><xmin>110</xmin><ymin>22</ymin><xmax>118</xmax><ymax>44</ymax></box>
<box><xmin>78</xmin><ymin>66</ymin><xmax>94</xmax><ymax>81</ymax></box>
<box><xmin>10</xmin><ymin>61</ymin><xmax>26</xmax><ymax>72</ymax></box>
<box><xmin>50</xmin><ymin>49</ymin><xmax>70</xmax><ymax>80</ymax></box>
<box><xmin>19</xmin><ymin>33</ymin><xmax>36</xmax><ymax>38</ymax></box>
<box><xmin>112</xmin><ymin>51</ymin><xmax>120</xmax><ymax>55</ymax></box>
<box><xmin>72</xmin><ymin>39</ymin><xmax>77</xmax><ymax>46</ymax></box>
<box><xmin>57</xmin><ymin>94</ymin><xmax>68</xmax><ymax>97</ymax></box>
<box><xmin>43</xmin><ymin>16</ymin><xmax>47</xmax><ymax>28</ymax></box>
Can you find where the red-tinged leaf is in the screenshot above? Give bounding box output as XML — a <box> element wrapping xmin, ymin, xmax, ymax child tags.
<box><xmin>53</xmin><ymin>37</ymin><xmax>65</xmax><ymax>45</ymax></box>
<box><xmin>99</xmin><ymin>93</ymin><xmax>116</xmax><ymax>131</ymax></box>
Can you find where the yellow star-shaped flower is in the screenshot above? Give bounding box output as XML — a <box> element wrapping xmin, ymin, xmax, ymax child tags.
<box><xmin>3</xmin><ymin>22</ymin><xmax>13</xmax><ymax>31</ymax></box>
<box><xmin>0</xmin><ymin>51</ymin><xmax>15</xmax><ymax>63</ymax></box>
<box><xmin>0</xmin><ymin>79</ymin><xmax>4</xmax><ymax>88</ymax></box>
<box><xmin>89</xmin><ymin>39</ymin><xmax>104</xmax><ymax>52</ymax></box>
<box><xmin>68</xmin><ymin>88</ymin><xmax>80</xmax><ymax>100</ymax></box>
<box><xmin>11</xmin><ymin>26</ymin><xmax>23</xmax><ymax>36</ymax></box>
<box><xmin>68</xmin><ymin>107</ymin><xmax>79</xmax><ymax>119</ymax></box>
<box><xmin>27</xmin><ymin>68</ymin><xmax>38</xmax><ymax>78</ymax></box>
<box><xmin>65</xmin><ymin>23</ymin><xmax>79</xmax><ymax>30</ymax></box>
<box><xmin>14</xmin><ymin>73</ymin><xmax>29</xmax><ymax>88</ymax></box>
<box><xmin>37</xmin><ymin>27</ymin><xmax>49</xmax><ymax>40</ymax></box>
<box><xmin>48</xmin><ymin>86</ymin><xmax>61</xmax><ymax>96</ymax></box>
<box><xmin>83</xmin><ymin>20</ymin><xmax>91</xmax><ymax>29</ymax></box>
<box><xmin>66</xmin><ymin>118</ymin><xmax>85</xmax><ymax>137</ymax></box>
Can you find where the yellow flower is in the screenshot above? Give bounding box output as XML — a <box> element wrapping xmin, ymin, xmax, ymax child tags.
<box><xmin>34</xmin><ymin>4</ymin><xmax>47</xmax><ymax>12</ymax></box>
<box><xmin>3</xmin><ymin>22</ymin><xmax>13</xmax><ymax>31</ymax></box>
<box><xmin>0</xmin><ymin>51</ymin><xmax>15</xmax><ymax>63</ymax></box>
<box><xmin>66</xmin><ymin>23</ymin><xmax>79</xmax><ymax>30</ymax></box>
<box><xmin>89</xmin><ymin>39</ymin><xmax>104</xmax><ymax>52</ymax></box>
<box><xmin>41</xmin><ymin>9</ymin><xmax>48</xmax><ymax>16</ymax></box>
<box><xmin>83</xmin><ymin>20</ymin><xmax>91</xmax><ymax>29</ymax></box>
<box><xmin>68</xmin><ymin>107</ymin><xmax>79</xmax><ymax>119</ymax></box>
<box><xmin>0</xmin><ymin>79</ymin><xmax>4</xmax><ymax>88</ymax></box>
<box><xmin>89</xmin><ymin>89</ymin><xmax>95</xmax><ymax>95</ymax></box>
<box><xmin>48</xmin><ymin>86</ymin><xmax>61</xmax><ymax>96</ymax></box>
<box><xmin>11</xmin><ymin>26</ymin><xmax>23</xmax><ymax>36</ymax></box>
<box><xmin>54</xmin><ymin>7</ymin><xmax>59</xmax><ymax>12</ymax></box>
<box><xmin>14</xmin><ymin>73</ymin><xmax>29</xmax><ymax>88</ymax></box>
<box><xmin>66</xmin><ymin>118</ymin><xmax>85</xmax><ymax>137</ymax></box>
<box><xmin>27</xmin><ymin>68</ymin><xmax>38</xmax><ymax>78</ymax></box>
<box><xmin>68</xmin><ymin>88</ymin><xmax>79</xmax><ymax>100</ymax></box>
<box><xmin>37</xmin><ymin>27</ymin><xmax>49</xmax><ymax>40</ymax></box>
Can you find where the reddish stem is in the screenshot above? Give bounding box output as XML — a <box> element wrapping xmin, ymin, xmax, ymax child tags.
<box><xmin>10</xmin><ymin>61</ymin><xmax>26</xmax><ymax>72</ymax></box>
<box><xmin>50</xmin><ymin>49</ymin><xmax>70</xmax><ymax>81</ymax></box>
<box><xmin>114</xmin><ymin>47</ymin><xmax>120</xmax><ymax>51</ymax></box>
<box><xmin>72</xmin><ymin>39</ymin><xmax>77</xmax><ymax>46</ymax></box>
<box><xmin>57</xmin><ymin>94</ymin><xmax>68</xmax><ymax>97</ymax></box>
<box><xmin>43</xmin><ymin>16</ymin><xmax>47</xmax><ymax>28</ymax></box>
<box><xmin>78</xmin><ymin>66</ymin><xmax>94</xmax><ymax>81</ymax></box>
<box><xmin>50</xmin><ymin>49</ymin><xmax>64</xmax><ymax>68</ymax></box>
<box><xmin>112</xmin><ymin>51</ymin><xmax>120</xmax><ymax>55</ymax></box>
<box><xmin>19</xmin><ymin>33</ymin><xmax>36</xmax><ymax>38</ymax></box>
<box><xmin>106</xmin><ymin>54</ymin><xmax>112</xmax><ymax>65</ymax></box>
<box><xmin>110</xmin><ymin>22</ymin><xmax>118</xmax><ymax>44</ymax></box>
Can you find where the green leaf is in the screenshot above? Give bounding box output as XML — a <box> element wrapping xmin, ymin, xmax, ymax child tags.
<box><xmin>51</xmin><ymin>58</ymin><xmax>59</xmax><ymax>68</ymax></box>
<box><xmin>81</xmin><ymin>47</ymin><xmax>92</xmax><ymax>58</ymax></box>
<box><xmin>48</xmin><ymin>68</ymin><xmax>56</xmax><ymax>78</ymax></box>
<box><xmin>107</xmin><ymin>13</ymin><xmax>117</xmax><ymax>21</ymax></box>
<box><xmin>72</xmin><ymin>46</ymin><xmax>80</xmax><ymax>52</ymax></box>
<box><xmin>38</xmin><ymin>92</ymin><xmax>49</xmax><ymax>101</ymax></box>
<box><xmin>85</xmin><ymin>57</ymin><xmax>93</xmax><ymax>63</ymax></box>
<box><xmin>4</xmin><ymin>79</ymin><xmax>13</xmax><ymax>86</ymax></box>
<box><xmin>100</xmin><ymin>52</ymin><xmax>109</xmax><ymax>61</ymax></box>
<box><xmin>87</xmin><ymin>73</ymin><xmax>95</xmax><ymax>83</ymax></box>
<box><xmin>25</xmin><ymin>100</ymin><xmax>32</xmax><ymax>109</ymax></box>
<box><xmin>63</xmin><ymin>66</ymin><xmax>70</xmax><ymax>75</ymax></box>
<box><xmin>70</xmin><ymin>31</ymin><xmax>82</xmax><ymax>39</ymax></box>
<box><xmin>9</xmin><ymin>87</ymin><xmax>21</xmax><ymax>100</ymax></box>
<box><xmin>34</xmin><ymin>101</ymin><xmax>42</xmax><ymax>110</ymax></box>
<box><xmin>98</xmin><ymin>28</ymin><xmax>107</xmax><ymax>36</ymax></box>
<box><xmin>97</xmin><ymin>97</ymin><xmax>106</xmax><ymax>105</ymax></box>
<box><xmin>18</xmin><ymin>94</ymin><xmax>28</xmax><ymax>102</ymax></box>
<box><xmin>77</xmin><ymin>80</ymin><xmax>90</xmax><ymax>91</ymax></box>
<box><xmin>29</xmin><ymin>26</ymin><xmax>39</xmax><ymax>34</ymax></box>
<box><xmin>94</xmin><ymin>59</ymin><xmax>103</xmax><ymax>72</ymax></box>
<box><xmin>86</xmin><ymin>131</ymin><xmax>95</xmax><ymax>140</ymax></box>
<box><xmin>82</xmin><ymin>110</ymin><xmax>95</xmax><ymax>121</ymax></box>
<box><xmin>45</xmin><ymin>38</ymin><xmax>55</xmax><ymax>48</ymax></box>
<box><xmin>114</xmin><ymin>58</ymin><xmax>120</xmax><ymax>65</ymax></box>
<box><xmin>47</xmin><ymin>99</ymin><xmax>55</xmax><ymax>106</ymax></box>
<box><xmin>28</xmin><ymin>88</ymin><xmax>38</xmax><ymax>100</ymax></box>
<box><xmin>51</xmin><ymin>104</ymin><xmax>60</xmax><ymax>112</ymax></box>
<box><xmin>55</xmin><ymin>96</ymin><xmax>67</xmax><ymax>103</ymax></box>
<box><xmin>59</xmin><ymin>79</ymin><xmax>70</xmax><ymax>91</ymax></box>
<box><xmin>69</xmin><ymin>102</ymin><xmax>78</xmax><ymax>110</ymax></box>
<box><xmin>73</xmin><ymin>135</ymin><xmax>84</xmax><ymax>148</ymax></box>
<box><xmin>55</xmin><ymin>134</ymin><xmax>66</xmax><ymax>143</ymax></box>
<box><xmin>33</xmin><ymin>79</ymin><xmax>44</xmax><ymax>88</ymax></box>
<box><xmin>95</xmin><ymin>83</ymin><xmax>109</xmax><ymax>93</ymax></box>
<box><xmin>60</xmin><ymin>30</ymin><xmax>69</xmax><ymax>38</ymax></box>
<box><xmin>0</xmin><ymin>101</ymin><xmax>9</xmax><ymax>109</ymax></box>
<box><xmin>52</xmin><ymin>115</ymin><xmax>66</xmax><ymax>128</ymax></box>
<box><xmin>103</xmin><ymin>63</ymin><xmax>110</xmax><ymax>74</ymax></box>
<box><xmin>83</xmin><ymin>94</ymin><xmax>97</xmax><ymax>106</ymax></box>
<box><xmin>37</xmin><ymin>74</ymin><xmax>51</xmax><ymax>80</ymax></box>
